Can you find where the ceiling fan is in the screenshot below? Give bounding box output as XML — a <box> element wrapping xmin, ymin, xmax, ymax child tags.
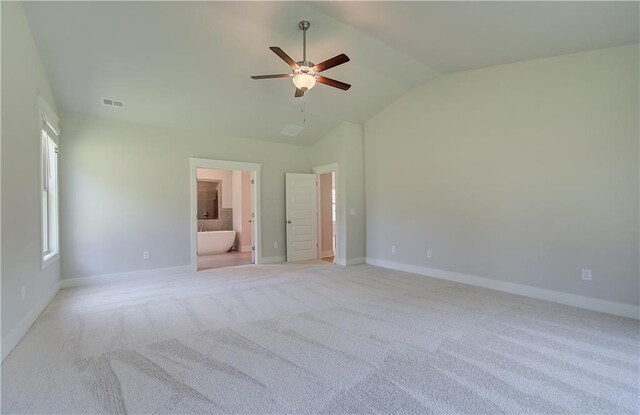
<box><xmin>251</xmin><ymin>21</ymin><xmax>351</xmax><ymax>97</ymax></box>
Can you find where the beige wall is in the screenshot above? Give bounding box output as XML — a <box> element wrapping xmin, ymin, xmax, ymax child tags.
<box><xmin>230</xmin><ymin>169</ymin><xmax>252</xmax><ymax>251</ymax></box>
<box><xmin>312</xmin><ymin>121</ymin><xmax>366</xmax><ymax>265</ymax></box>
<box><xmin>239</xmin><ymin>171</ymin><xmax>253</xmax><ymax>251</ymax></box>
<box><xmin>364</xmin><ymin>45</ymin><xmax>639</xmax><ymax>306</ymax></box>
<box><xmin>59</xmin><ymin>113</ymin><xmax>312</xmax><ymax>279</ymax></box>
<box><xmin>320</xmin><ymin>173</ymin><xmax>334</xmax><ymax>255</ymax></box>
<box><xmin>1</xmin><ymin>2</ymin><xmax>61</xmax><ymax>357</ymax></box>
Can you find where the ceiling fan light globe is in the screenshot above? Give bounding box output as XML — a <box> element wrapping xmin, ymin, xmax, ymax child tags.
<box><xmin>293</xmin><ymin>73</ymin><xmax>316</xmax><ymax>90</ymax></box>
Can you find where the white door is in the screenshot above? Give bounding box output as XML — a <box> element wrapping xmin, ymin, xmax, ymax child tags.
<box><xmin>286</xmin><ymin>173</ymin><xmax>318</xmax><ymax>262</ymax></box>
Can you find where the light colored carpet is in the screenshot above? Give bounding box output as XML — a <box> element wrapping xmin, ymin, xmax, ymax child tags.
<box><xmin>2</xmin><ymin>262</ymin><xmax>638</xmax><ymax>414</ymax></box>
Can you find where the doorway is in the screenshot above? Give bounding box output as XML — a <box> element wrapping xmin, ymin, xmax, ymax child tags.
<box><xmin>195</xmin><ymin>168</ymin><xmax>253</xmax><ymax>270</ymax></box>
<box><xmin>284</xmin><ymin>163</ymin><xmax>339</xmax><ymax>264</ymax></box>
<box><xmin>190</xmin><ymin>158</ymin><xmax>261</xmax><ymax>271</ymax></box>
<box><xmin>318</xmin><ymin>172</ymin><xmax>336</xmax><ymax>263</ymax></box>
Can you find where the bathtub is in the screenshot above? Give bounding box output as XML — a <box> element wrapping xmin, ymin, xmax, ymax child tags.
<box><xmin>197</xmin><ymin>230</ymin><xmax>236</xmax><ymax>255</ymax></box>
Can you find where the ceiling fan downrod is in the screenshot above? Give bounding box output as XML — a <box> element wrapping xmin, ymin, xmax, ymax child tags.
<box><xmin>299</xmin><ymin>21</ymin><xmax>311</xmax><ymax>65</ymax></box>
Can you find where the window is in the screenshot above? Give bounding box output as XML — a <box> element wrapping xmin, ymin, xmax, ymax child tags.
<box><xmin>39</xmin><ymin>97</ymin><xmax>60</xmax><ymax>268</ymax></box>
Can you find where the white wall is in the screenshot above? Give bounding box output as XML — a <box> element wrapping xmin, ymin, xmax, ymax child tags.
<box><xmin>197</xmin><ymin>168</ymin><xmax>232</xmax><ymax>208</ymax></box>
<box><xmin>59</xmin><ymin>113</ymin><xmax>312</xmax><ymax>280</ymax></box>
<box><xmin>365</xmin><ymin>45</ymin><xmax>639</xmax><ymax>308</ymax></box>
<box><xmin>312</xmin><ymin>121</ymin><xmax>366</xmax><ymax>264</ymax></box>
<box><xmin>1</xmin><ymin>2</ymin><xmax>61</xmax><ymax>359</ymax></box>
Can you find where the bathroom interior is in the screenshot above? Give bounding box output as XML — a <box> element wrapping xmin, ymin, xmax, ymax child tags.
<box><xmin>319</xmin><ymin>172</ymin><xmax>337</xmax><ymax>263</ymax></box>
<box><xmin>196</xmin><ymin>168</ymin><xmax>253</xmax><ymax>271</ymax></box>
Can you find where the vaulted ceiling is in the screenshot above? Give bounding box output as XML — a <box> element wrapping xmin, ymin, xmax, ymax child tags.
<box><xmin>24</xmin><ymin>1</ymin><xmax>639</xmax><ymax>146</ymax></box>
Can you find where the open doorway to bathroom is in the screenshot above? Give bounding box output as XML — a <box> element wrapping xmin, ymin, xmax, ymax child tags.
<box><xmin>318</xmin><ymin>171</ymin><xmax>337</xmax><ymax>263</ymax></box>
<box><xmin>190</xmin><ymin>158</ymin><xmax>260</xmax><ymax>271</ymax></box>
<box><xmin>313</xmin><ymin>164</ymin><xmax>339</xmax><ymax>263</ymax></box>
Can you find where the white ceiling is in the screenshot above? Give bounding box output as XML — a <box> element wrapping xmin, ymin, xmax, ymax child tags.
<box><xmin>311</xmin><ymin>1</ymin><xmax>640</xmax><ymax>73</ymax></box>
<box><xmin>24</xmin><ymin>1</ymin><xmax>638</xmax><ymax>146</ymax></box>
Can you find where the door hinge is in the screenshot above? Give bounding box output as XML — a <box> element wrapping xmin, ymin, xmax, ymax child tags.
<box><xmin>251</xmin><ymin>179</ymin><xmax>255</xmax><ymax>184</ymax></box>
<box><xmin>252</xmin><ymin>246</ymin><xmax>255</xmax><ymax>251</ymax></box>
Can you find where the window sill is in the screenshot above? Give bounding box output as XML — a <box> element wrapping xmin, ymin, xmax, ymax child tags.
<box><xmin>42</xmin><ymin>252</ymin><xmax>59</xmax><ymax>270</ymax></box>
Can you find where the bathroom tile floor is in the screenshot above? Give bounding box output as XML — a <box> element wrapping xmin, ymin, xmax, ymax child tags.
<box><xmin>197</xmin><ymin>251</ymin><xmax>252</xmax><ymax>270</ymax></box>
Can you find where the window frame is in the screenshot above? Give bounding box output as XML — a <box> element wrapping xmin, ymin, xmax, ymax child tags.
<box><xmin>38</xmin><ymin>96</ymin><xmax>60</xmax><ymax>269</ymax></box>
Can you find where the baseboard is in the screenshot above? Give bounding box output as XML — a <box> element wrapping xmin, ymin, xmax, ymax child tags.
<box><xmin>238</xmin><ymin>245</ymin><xmax>253</xmax><ymax>253</ymax></box>
<box><xmin>321</xmin><ymin>250</ymin><xmax>335</xmax><ymax>258</ymax></box>
<box><xmin>2</xmin><ymin>280</ymin><xmax>60</xmax><ymax>362</ymax></box>
<box><xmin>346</xmin><ymin>257</ymin><xmax>365</xmax><ymax>266</ymax></box>
<box><xmin>365</xmin><ymin>258</ymin><xmax>639</xmax><ymax>320</ymax></box>
<box><xmin>335</xmin><ymin>257</ymin><xmax>365</xmax><ymax>266</ymax></box>
<box><xmin>258</xmin><ymin>255</ymin><xmax>286</xmax><ymax>264</ymax></box>
<box><xmin>60</xmin><ymin>265</ymin><xmax>193</xmax><ymax>288</ymax></box>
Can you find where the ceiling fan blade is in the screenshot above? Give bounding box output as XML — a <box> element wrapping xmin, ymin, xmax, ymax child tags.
<box><xmin>313</xmin><ymin>54</ymin><xmax>350</xmax><ymax>72</ymax></box>
<box><xmin>250</xmin><ymin>74</ymin><xmax>292</xmax><ymax>80</ymax></box>
<box><xmin>295</xmin><ymin>88</ymin><xmax>305</xmax><ymax>98</ymax></box>
<box><xmin>270</xmin><ymin>47</ymin><xmax>299</xmax><ymax>69</ymax></box>
<box><xmin>316</xmin><ymin>76</ymin><xmax>351</xmax><ymax>91</ymax></box>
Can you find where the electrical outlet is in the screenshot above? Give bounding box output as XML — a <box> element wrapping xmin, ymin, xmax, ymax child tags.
<box><xmin>426</xmin><ymin>249</ymin><xmax>432</xmax><ymax>259</ymax></box>
<box><xmin>143</xmin><ymin>251</ymin><xmax>150</xmax><ymax>260</ymax></box>
<box><xmin>581</xmin><ymin>269</ymin><xmax>592</xmax><ymax>281</ymax></box>
<box><xmin>350</xmin><ymin>208</ymin><xmax>356</xmax><ymax>216</ymax></box>
<box><xmin>21</xmin><ymin>286</ymin><xmax>26</xmax><ymax>301</ymax></box>
<box><xmin>391</xmin><ymin>245</ymin><xmax>396</xmax><ymax>254</ymax></box>
<box><xmin>273</xmin><ymin>241</ymin><xmax>278</xmax><ymax>249</ymax></box>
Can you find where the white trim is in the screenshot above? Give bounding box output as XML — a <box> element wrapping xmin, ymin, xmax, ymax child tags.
<box><xmin>190</xmin><ymin>158</ymin><xmax>262</xmax><ymax>270</ymax></box>
<box><xmin>259</xmin><ymin>256</ymin><xmax>286</xmax><ymax>264</ymax></box>
<box><xmin>37</xmin><ymin>96</ymin><xmax>59</xmax><ymax>137</ymax></box>
<box><xmin>365</xmin><ymin>257</ymin><xmax>640</xmax><ymax>320</ymax></box>
<box><xmin>39</xmin><ymin>97</ymin><xmax>60</xmax><ymax>269</ymax></box>
<box><xmin>312</xmin><ymin>163</ymin><xmax>338</xmax><ymax>175</ymax></box>
<box><xmin>42</xmin><ymin>252</ymin><xmax>59</xmax><ymax>269</ymax></box>
<box><xmin>60</xmin><ymin>265</ymin><xmax>193</xmax><ymax>288</ymax></box>
<box><xmin>321</xmin><ymin>250</ymin><xmax>334</xmax><ymax>258</ymax></box>
<box><xmin>336</xmin><ymin>257</ymin><xmax>365</xmax><ymax>266</ymax></box>
<box><xmin>2</xmin><ymin>280</ymin><xmax>60</xmax><ymax>362</ymax></box>
<box><xmin>346</xmin><ymin>257</ymin><xmax>365</xmax><ymax>266</ymax></box>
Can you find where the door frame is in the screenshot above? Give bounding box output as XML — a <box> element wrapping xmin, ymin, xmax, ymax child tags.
<box><xmin>312</xmin><ymin>163</ymin><xmax>339</xmax><ymax>264</ymax></box>
<box><xmin>189</xmin><ymin>158</ymin><xmax>262</xmax><ymax>271</ymax></box>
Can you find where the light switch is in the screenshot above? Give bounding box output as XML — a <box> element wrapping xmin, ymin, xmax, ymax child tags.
<box><xmin>350</xmin><ymin>208</ymin><xmax>356</xmax><ymax>216</ymax></box>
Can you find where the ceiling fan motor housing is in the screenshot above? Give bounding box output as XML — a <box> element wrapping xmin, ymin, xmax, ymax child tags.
<box><xmin>295</xmin><ymin>62</ymin><xmax>316</xmax><ymax>75</ymax></box>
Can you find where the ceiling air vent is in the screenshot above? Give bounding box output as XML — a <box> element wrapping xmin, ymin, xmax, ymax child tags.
<box><xmin>280</xmin><ymin>125</ymin><xmax>304</xmax><ymax>137</ymax></box>
<box><xmin>102</xmin><ymin>97</ymin><xmax>125</xmax><ymax>109</ymax></box>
